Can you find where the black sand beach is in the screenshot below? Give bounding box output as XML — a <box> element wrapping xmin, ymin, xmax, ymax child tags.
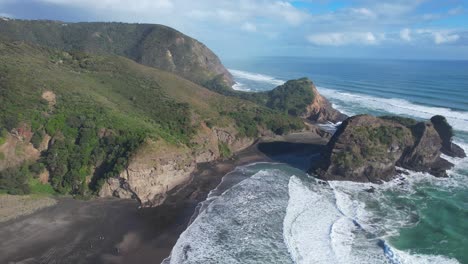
<box><xmin>0</xmin><ymin>132</ymin><xmax>326</xmax><ymax>264</ymax></box>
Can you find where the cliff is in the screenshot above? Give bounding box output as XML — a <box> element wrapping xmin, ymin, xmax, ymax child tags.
<box><xmin>99</xmin><ymin>125</ymin><xmax>253</xmax><ymax>207</ymax></box>
<box><xmin>312</xmin><ymin>115</ymin><xmax>465</xmax><ymax>183</ymax></box>
<box><xmin>304</xmin><ymin>81</ymin><xmax>348</xmax><ymax>123</ymax></box>
<box><xmin>0</xmin><ymin>19</ymin><xmax>233</xmax><ymax>86</ymax></box>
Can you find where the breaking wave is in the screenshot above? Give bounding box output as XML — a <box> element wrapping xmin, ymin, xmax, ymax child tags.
<box><xmin>229</xmin><ymin>69</ymin><xmax>285</xmax><ymax>91</ymax></box>
<box><xmin>317</xmin><ymin>87</ymin><xmax>468</xmax><ymax>132</ymax></box>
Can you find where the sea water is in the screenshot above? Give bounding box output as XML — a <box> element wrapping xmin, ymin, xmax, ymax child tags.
<box><xmin>166</xmin><ymin>58</ymin><xmax>468</xmax><ymax>264</ymax></box>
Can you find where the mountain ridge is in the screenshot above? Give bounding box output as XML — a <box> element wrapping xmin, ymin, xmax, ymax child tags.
<box><xmin>0</xmin><ymin>19</ymin><xmax>234</xmax><ymax>86</ymax></box>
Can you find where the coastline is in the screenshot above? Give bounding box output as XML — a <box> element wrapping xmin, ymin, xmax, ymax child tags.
<box><xmin>0</xmin><ymin>131</ymin><xmax>327</xmax><ymax>263</ymax></box>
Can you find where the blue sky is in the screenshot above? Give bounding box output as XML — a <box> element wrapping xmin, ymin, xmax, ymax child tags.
<box><xmin>1</xmin><ymin>0</ymin><xmax>467</xmax><ymax>60</ymax></box>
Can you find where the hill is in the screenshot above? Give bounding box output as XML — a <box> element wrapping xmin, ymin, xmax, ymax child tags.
<box><xmin>0</xmin><ymin>19</ymin><xmax>233</xmax><ymax>86</ymax></box>
<box><xmin>0</xmin><ymin>41</ymin><xmax>303</xmax><ymax>205</ymax></box>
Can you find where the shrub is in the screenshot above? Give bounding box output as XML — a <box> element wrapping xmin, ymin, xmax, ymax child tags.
<box><xmin>218</xmin><ymin>142</ymin><xmax>231</xmax><ymax>158</ymax></box>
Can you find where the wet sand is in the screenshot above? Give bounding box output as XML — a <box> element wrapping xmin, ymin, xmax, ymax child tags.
<box><xmin>0</xmin><ymin>131</ymin><xmax>327</xmax><ymax>264</ymax></box>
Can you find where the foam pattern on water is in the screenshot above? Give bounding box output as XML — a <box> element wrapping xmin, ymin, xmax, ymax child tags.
<box><xmin>317</xmin><ymin>87</ymin><xmax>468</xmax><ymax>132</ymax></box>
<box><xmin>168</xmin><ymin>169</ymin><xmax>293</xmax><ymax>264</ymax></box>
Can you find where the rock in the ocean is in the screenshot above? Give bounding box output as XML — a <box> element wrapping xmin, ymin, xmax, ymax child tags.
<box><xmin>312</xmin><ymin>114</ymin><xmax>463</xmax><ymax>183</ymax></box>
<box><xmin>431</xmin><ymin>115</ymin><xmax>466</xmax><ymax>158</ymax></box>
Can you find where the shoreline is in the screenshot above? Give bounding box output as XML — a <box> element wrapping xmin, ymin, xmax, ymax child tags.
<box><xmin>0</xmin><ymin>131</ymin><xmax>327</xmax><ymax>263</ymax></box>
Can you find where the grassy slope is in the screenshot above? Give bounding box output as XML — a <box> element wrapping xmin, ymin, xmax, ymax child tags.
<box><xmin>0</xmin><ymin>19</ymin><xmax>231</xmax><ymax>85</ymax></box>
<box><xmin>0</xmin><ymin>41</ymin><xmax>303</xmax><ymax>195</ymax></box>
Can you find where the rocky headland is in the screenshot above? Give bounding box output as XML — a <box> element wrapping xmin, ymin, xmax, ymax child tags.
<box><xmin>312</xmin><ymin>114</ymin><xmax>466</xmax><ymax>183</ymax></box>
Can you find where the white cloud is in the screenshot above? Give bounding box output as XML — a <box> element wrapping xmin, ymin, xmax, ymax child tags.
<box><xmin>400</xmin><ymin>28</ymin><xmax>411</xmax><ymax>41</ymax></box>
<box><xmin>267</xmin><ymin>1</ymin><xmax>309</xmax><ymax>26</ymax></box>
<box><xmin>433</xmin><ymin>32</ymin><xmax>460</xmax><ymax>44</ymax></box>
<box><xmin>415</xmin><ymin>29</ymin><xmax>460</xmax><ymax>45</ymax></box>
<box><xmin>241</xmin><ymin>22</ymin><xmax>256</xmax><ymax>32</ymax></box>
<box><xmin>307</xmin><ymin>32</ymin><xmax>379</xmax><ymax>46</ymax></box>
<box><xmin>350</xmin><ymin>8</ymin><xmax>377</xmax><ymax>19</ymax></box>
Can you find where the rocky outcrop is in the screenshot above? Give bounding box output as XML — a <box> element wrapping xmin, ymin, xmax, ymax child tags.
<box><xmin>99</xmin><ymin>140</ymin><xmax>196</xmax><ymax>207</ymax></box>
<box><xmin>304</xmin><ymin>83</ymin><xmax>348</xmax><ymax>123</ymax></box>
<box><xmin>312</xmin><ymin>115</ymin><xmax>465</xmax><ymax>183</ymax></box>
<box><xmin>431</xmin><ymin>115</ymin><xmax>466</xmax><ymax>158</ymax></box>
<box><xmin>0</xmin><ymin>125</ymin><xmax>40</xmax><ymax>171</ymax></box>
<box><xmin>99</xmin><ymin>125</ymin><xmax>254</xmax><ymax>207</ymax></box>
<box><xmin>0</xmin><ymin>20</ymin><xmax>233</xmax><ymax>86</ymax></box>
<box><xmin>265</xmin><ymin>78</ymin><xmax>346</xmax><ymax>123</ymax></box>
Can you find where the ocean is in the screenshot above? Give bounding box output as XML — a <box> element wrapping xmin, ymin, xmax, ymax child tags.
<box><xmin>167</xmin><ymin>58</ymin><xmax>468</xmax><ymax>264</ymax></box>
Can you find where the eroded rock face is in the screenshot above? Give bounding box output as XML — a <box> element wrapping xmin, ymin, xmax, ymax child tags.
<box><xmin>431</xmin><ymin>115</ymin><xmax>466</xmax><ymax>158</ymax></box>
<box><xmin>312</xmin><ymin>114</ymin><xmax>465</xmax><ymax>183</ymax></box>
<box><xmin>99</xmin><ymin>140</ymin><xmax>196</xmax><ymax>207</ymax></box>
<box><xmin>304</xmin><ymin>82</ymin><xmax>347</xmax><ymax>123</ymax></box>
<box><xmin>99</xmin><ymin>125</ymin><xmax>253</xmax><ymax>207</ymax></box>
<box><xmin>0</xmin><ymin>126</ymin><xmax>40</xmax><ymax>171</ymax></box>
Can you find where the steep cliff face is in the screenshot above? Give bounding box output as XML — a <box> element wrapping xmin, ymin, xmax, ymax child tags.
<box><xmin>304</xmin><ymin>83</ymin><xmax>348</xmax><ymax>123</ymax></box>
<box><xmin>312</xmin><ymin>115</ymin><xmax>465</xmax><ymax>183</ymax></box>
<box><xmin>0</xmin><ymin>20</ymin><xmax>233</xmax><ymax>86</ymax></box>
<box><xmin>99</xmin><ymin>125</ymin><xmax>253</xmax><ymax>207</ymax></box>
<box><xmin>431</xmin><ymin>115</ymin><xmax>466</xmax><ymax>158</ymax></box>
<box><xmin>99</xmin><ymin>140</ymin><xmax>196</xmax><ymax>207</ymax></box>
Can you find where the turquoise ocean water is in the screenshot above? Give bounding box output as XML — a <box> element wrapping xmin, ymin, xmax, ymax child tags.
<box><xmin>166</xmin><ymin>58</ymin><xmax>468</xmax><ymax>264</ymax></box>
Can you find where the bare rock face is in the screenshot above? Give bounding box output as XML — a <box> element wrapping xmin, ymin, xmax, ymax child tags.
<box><xmin>99</xmin><ymin>125</ymin><xmax>253</xmax><ymax>207</ymax></box>
<box><xmin>312</xmin><ymin>114</ymin><xmax>464</xmax><ymax>183</ymax></box>
<box><xmin>431</xmin><ymin>115</ymin><xmax>466</xmax><ymax>158</ymax></box>
<box><xmin>213</xmin><ymin>127</ymin><xmax>255</xmax><ymax>153</ymax></box>
<box><xmin>304</xmin><ymin>82</ymin><xmax>347</xmax><ymax>123</ymax></box>
<box><xmin>0</xmin><ymin>128</ymin><xmax>40</xmax><ymax>171</ymax></box>
<box><xmin>99</xmin><ymin>140</ymin><xmax>196</xmax><ymax>207</ymax></box>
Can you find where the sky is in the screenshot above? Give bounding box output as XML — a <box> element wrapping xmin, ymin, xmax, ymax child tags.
<box><xmin>0</xmin><ymin>0</ymin><xmax>467</xmax><ymax>60</ymax></box>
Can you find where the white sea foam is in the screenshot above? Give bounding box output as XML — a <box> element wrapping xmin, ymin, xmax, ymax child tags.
<box><xmin>317</xmin><ymin>86</ymin><xmax>468</xmax><ymax>132</ymax></box>
<box><xmin>167</xmin><ymin>169</ymin><xmax>293</xmax><ymax>264</ymax></box>
<box><xmin>284</xmin><ymin>176</ymin><xmax>390</xmax><ymax>264</ymax></box>
<box><xmin>229</xmin><ymin>69</ymin><xmax>285</xmax><ymax>88</ymax></box>
<box><xmin>331</xmin><ymin>175</ymin><xmax>463</xmax><ymax>264</ymax></box>
<box><xmin>232</xmin><ymin>82</ymin><xmax>252</xmax><ymax>92</ymax></box>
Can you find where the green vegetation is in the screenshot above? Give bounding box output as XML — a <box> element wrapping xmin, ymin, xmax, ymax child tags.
<box><xmin>266</xmin><ymin>78</ymin><xmax>315</xmax><ymax>116</ymax></box>
<box><xmin>381</xmin><ymin>115</ymin><xmax>418</xmax><ymax>128</ymax></box>
<box><xmin>223</xmin><ymin>108</ymin><xmax>303</xmax><ymax>137</ymax></box>
<box><xmin>0</xmin><ymin>165</ymin><xmax>30</xmax><ymax>195</ymax></box>
<box><xmin>218</xmin><ymin>142</ymin><xmax>231</xmax><ymax>159</ymax></box>
<box><xmin>353</xmin><ymin>125</ymin><xmax>406</xmax><ymax>146</ymax></box>
<box><xmin>0</xmin><ymin>19</ymin><xmax>229</xmax><ymax>86</ymax></box>
<box><xmin>0</xmin><ymin>41</ymin><xmax>304</xmax><ymax>196</ymax></box>
<box><xmin>206</xmin><ymin>75</ymin><xmax>316</xmax><ymax>118</ymax></box>
<box><xmin>0</xmin><ymin>129</ymin><xmax>7</xmax><ymax>145</ymax></box>
<box><xmin>333</xmin><ymin>124</ymin><xmax>410</xmax><ymax>170</ymax></box>
<box><xmin>28</xmin><ymin>177</ymin><xmax>56</xmax><ymax>195</ymax></box>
